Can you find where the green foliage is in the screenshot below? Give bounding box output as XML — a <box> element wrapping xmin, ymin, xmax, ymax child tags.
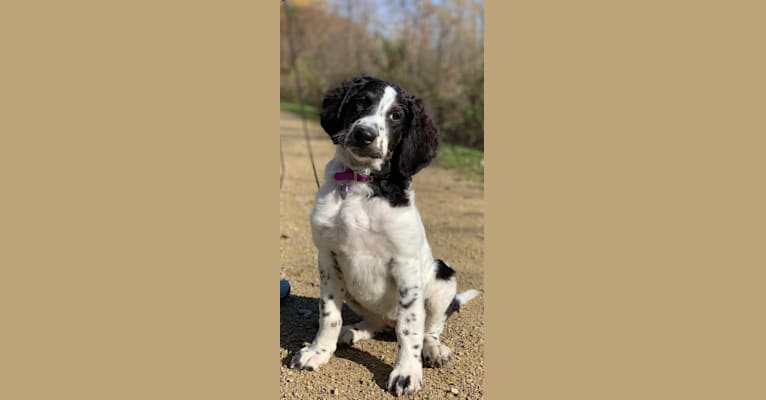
<box><xmin>280</xmin><ymin>100</ymin><xmax>319</xmax><ymax>120</ymax></box>
<box><xmin>436</xmin><ymin>143</ymin><xmax>484</xmax><ymax>182</ymax></box>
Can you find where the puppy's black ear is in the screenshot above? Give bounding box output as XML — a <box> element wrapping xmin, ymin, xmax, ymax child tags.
<box><xmin>395</xmin><ymin>95</ymin><xmax>440</xmax><ymax>177</ymax></box>
<box><xmin>320</xmin><ymin>76</ymin><xmax>372</xmax><ymax>143</ymax></box>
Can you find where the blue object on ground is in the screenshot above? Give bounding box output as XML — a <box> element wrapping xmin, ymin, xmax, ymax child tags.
<box><xmin>280</xmin><ymin>279</ymin><xmax>290</xmax><ymax>301</ymax></box>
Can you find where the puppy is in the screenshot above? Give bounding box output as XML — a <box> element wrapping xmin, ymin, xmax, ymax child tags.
<box><xmin>289</xmin><ymin>76</ymin><xmax>479</xmax><ymax>396</ymax></box>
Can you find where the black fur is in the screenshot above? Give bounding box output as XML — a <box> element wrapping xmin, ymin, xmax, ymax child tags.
<box><xmin>369</xmin><ymin>161</ymin><xmax>412</xmax><ymax>207</ymax></box>
<box><xmin>392</xmin><ymin>94</ymin><xmax>440</xmax><ymax>177</ymax></box>
<box><xmin>445</xmin><ymin>297</ymin><xmax>461</xmax><ymax>317</ymax></box>
<box><xmin>435</xmin><ymin>259</ymin><xmax>456</xmax><ymax>280</ymax></box>
<box><xmin>319</xmin><ymin>76</ymin><xmax>440</xmax><ymax>207</ymax></box>
<box><xmin>389</xmin><ymin>374</ymin><xmax>414</xmax><ymax>395</ymax></box>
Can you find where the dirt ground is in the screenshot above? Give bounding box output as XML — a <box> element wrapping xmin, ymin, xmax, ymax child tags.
<box><xmin>279</xmin><ymin>111</ymin><xmax>485</xmax><ymax>399</ymax></box>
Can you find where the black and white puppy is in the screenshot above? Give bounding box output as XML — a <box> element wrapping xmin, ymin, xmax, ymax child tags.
<box><xmin>289</xmin><ymin>76</ymin><xmax>479</xmax><ymax>397</ymax></box>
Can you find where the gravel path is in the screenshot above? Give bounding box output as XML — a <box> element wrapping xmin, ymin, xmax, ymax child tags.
<box><xmin>279</xmin><ymin>111</ymin><xmax>485</xmax><ymax>399</ymax></box>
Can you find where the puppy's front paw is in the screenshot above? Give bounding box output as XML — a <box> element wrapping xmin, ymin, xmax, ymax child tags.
<box><xmin>288</xmin><ymin>346</ymin><xmax>332</xmax><ymax>371</ymax></box>
<box><xmin>423</xmin><ymin>343</ymin><xmax>453</xmax><ymax>368</ymax></box>
<box><xmin>387</xmin><ymin>364</ymin><xmax>423</xmax><ymax>397</ymax></box>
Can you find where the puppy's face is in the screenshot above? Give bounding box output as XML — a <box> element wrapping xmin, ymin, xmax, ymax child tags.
<box><xmin>321</xmin><ymin>76</ymin><xmax>439</xmax><ymax>176</ymax></box>
<box><xmin>335</xmin><ymin>82</ymin><xmax>407</xmax><ymax>170</ymax></box>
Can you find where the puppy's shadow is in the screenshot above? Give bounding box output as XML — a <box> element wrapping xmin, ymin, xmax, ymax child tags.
<box><xmin>280</xmin><ymin>294</ymin><xmax>394</xmax><ymax>390</ymax></box>
<box><xmin>335</xmin><ymin>346</ymin><xmax>392</xmax><ymax>390</ymax></box>
<box><xmin>280</xmin><ymin>294</ymin><xmax>362</xmax><ymax>357</ymax></box>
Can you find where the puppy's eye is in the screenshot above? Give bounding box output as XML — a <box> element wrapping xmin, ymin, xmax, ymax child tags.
<box><xmin>389</xmin><ymin>111</ymin><xmax>402</xmax><ymax>121</ymax></box>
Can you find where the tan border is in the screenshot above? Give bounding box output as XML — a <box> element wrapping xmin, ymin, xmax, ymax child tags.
<box><xmin>1</xmin><ymin>1</ymin><xmax>276</xmax><ymax>399</ymax></box>
<box><xmin>487</xmin><ymin>1</ymin><xmax>766</xmax><ymax>399</ymax></box>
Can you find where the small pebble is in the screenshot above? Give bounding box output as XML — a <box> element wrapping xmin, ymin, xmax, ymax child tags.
<box><xmin>450</xmin><ymin>387</ymin><xmax>459</xmax><ymax>395</ymax></box>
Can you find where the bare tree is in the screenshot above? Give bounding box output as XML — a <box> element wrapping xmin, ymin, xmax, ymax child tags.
<box><xmin>281</xmin><ymin>0</ymin><xmax>485</xmax><ymax>149</ymax></box>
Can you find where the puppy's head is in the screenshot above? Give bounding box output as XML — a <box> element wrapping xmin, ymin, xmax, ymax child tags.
<box><xmin>320</xmin><ymin>76</ymin><xmax>439</xmax><ymax>177</ymax></box>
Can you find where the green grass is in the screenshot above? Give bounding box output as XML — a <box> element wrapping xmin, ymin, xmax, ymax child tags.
<box><xmin>280</xmin><ymin>100</ymin><xmax>483</xmax><ymax>182</ymax></box>
<box><xmin>280</xmin><ymin>100</ymin><xmax>319</xmax><ymax>120</ymax></box>
<box><xmin>436</xmin><ymin>143</ymin><xmax>484</xmax><ymax>182</ymax></box>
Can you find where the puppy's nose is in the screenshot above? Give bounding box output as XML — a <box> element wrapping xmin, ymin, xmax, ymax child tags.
<box><xmin>350</xmin><ymin>125</ymin><xmax>377</xmax><ymax>145</ymax></box>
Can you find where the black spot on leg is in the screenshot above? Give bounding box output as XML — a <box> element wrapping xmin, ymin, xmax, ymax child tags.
<box><xmin>330</xmin><ymin>252</ymin><xmax>342</xmax><ymax>275</ymax></box>
<box><xmin>399</xmin><ymin>287</ymin><xmax>409</xmax><ymax>297</ymax></box>
<box><xmin>328</xmin><ymin>294</ymin><xmax>333</xmax><ymax>300</ymax></box>
<box><xmin>387</xmin><ymin>258</ymin><xmax>396</xmax><ymax>269</ymax></box>
<box><xmin>413</xmin><ymin>344</ymin><xmax>420</xmax><ymax>350</ymax></box>
<box><xmin>400</xmin><ymin>376</ymin><xmax>411</xmax><ymax>391</ymax></box>
<box><xmin>322</xmin><ymin>312</ymin><xmax>330</xmax><ymax>317</ymax></box>
<box><xmin>435</xmin><ymin>259</ymin><xmax>456</xmax><ymax>280</ymax></box>
<box><xmin>403</xmin><ymin>329</ymin><xmax>409</xmax><ymax>335</ymax></box>
<box><xmin>446</xmin><ymin>296</ymin><xmax>461</xmax><ymax>316</ymax></box>
<box><xmin>400</xmin><ymin>297</ymin><xmax>416</xmax><ymax>309</ymax></box>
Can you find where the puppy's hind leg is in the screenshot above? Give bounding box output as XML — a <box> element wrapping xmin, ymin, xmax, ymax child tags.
<box><xmin>338</xmin><ymin>296</ymin><xmax>387</xmax><ymax>346</ymax></box>
<box><xmin>422</xmin><ymin>259</ymin><xmax>479</xmax><ymax>368</ymax></box>
<box><xmin>338</xmin><ymin>316</ymin><xmax>387</xmax><ymax>346</ymax></box>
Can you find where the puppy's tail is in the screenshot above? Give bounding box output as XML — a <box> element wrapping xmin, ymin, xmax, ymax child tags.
<box><xmin>445</xmin><ymin>289</ymin><xmax>480</xmax><ymax>317</ymax></box>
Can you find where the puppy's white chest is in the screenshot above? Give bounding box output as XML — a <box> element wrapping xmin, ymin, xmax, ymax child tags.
<box><xmin>313</xmin><ymin>193</ymin><xmax>392</xmax><ymax>255</ymax></box>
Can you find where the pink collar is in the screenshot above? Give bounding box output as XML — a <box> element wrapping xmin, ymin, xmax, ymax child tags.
<box><xmin>334</xmin><ymin>167</ymin><xmax>371</xmax><ymax>183</ymax></box>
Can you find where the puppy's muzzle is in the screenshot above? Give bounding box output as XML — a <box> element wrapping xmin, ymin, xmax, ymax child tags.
<box><xmin>348</xmin><ymin>125</ymin><xmax>377</xmax><ymax>147</ymax></box>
